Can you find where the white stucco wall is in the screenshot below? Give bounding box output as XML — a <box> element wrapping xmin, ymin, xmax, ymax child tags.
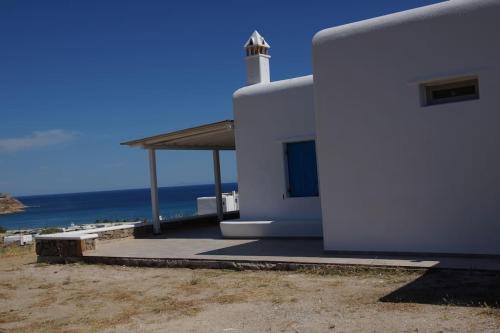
<box><xmin>313</xmin><ymin>0</ymin><xmax>500</xmax><ymax>254</ymax></box>
<box><xmin>233</xmin><ymin>75</ymin><xmax>322</xmax><ymax>223</ymax></box>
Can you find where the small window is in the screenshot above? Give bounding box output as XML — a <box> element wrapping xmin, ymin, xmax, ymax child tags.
<box><xmin>285</xmin><ymin>141</ymin><xmax>319</xmax><ymax>197</ymax></box>
<box><xmin>423</xmin><ymin>77</ymin><xmax>479</xmax><ymax>106</ymax></box>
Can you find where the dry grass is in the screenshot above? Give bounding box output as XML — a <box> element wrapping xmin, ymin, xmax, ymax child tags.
<box><xmin>298</xmin><ymin>264</ymin><xmax>422</xmax><ymax>279</ymax></box>
<box><xmin>32</xmin><ymin>293</ymin><xmax>58</xmax><ymax>308</ymax></box>
<box><xmin>0</xmin><ymin>243</ymin><xmax>35</xmax><ymax>257</ymax></box>
<box><xmin>480</xmin><ymin>308</ymin><xmax>500</xmax><ymax>320</ymax></box>
<box><xmin>148</xmin><ymin>296</ymin><xmax>201</xmax><ymax>316</ymax></box>
<box><xmin>0</xmin><ymin>250</ymin><xmax>499</xmax><ymax>332</ymax></box>
<box><xmin>0</xmin><ymin>282</ymin><xmax>17</xmax><ymax>290</ymax></box>
<box><xmin>37</xmin><ymin>282</ymin><xmax>56</xmax><ymax>289</ymax></box>
<box><xmin>0</xmin><ymin>311</ymin><xmax>26</xmax><ymax>324</ymax></box>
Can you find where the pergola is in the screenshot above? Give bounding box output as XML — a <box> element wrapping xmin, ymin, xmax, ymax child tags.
<box><xmin>121</xmin><ymin>120</ymin><xmax>235</xmax><ymax>234</ymax></box>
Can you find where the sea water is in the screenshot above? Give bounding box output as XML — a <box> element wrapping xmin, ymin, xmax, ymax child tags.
<box><xmin>0</xmin><ymin>183</ymin><xmax>237</xmax><ymax>230</ymax></box>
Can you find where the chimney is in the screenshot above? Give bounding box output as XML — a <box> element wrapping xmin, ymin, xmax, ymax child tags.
<box><xmin>244</xmin><ymin>30</ymin><xmax>270</xmax><ymax>85</ymax></box>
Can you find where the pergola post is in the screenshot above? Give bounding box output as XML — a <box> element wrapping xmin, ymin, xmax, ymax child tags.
<box><xmin>212</xmin><ymin>149</ymin><xmax>224</xmax><ymax>222</ymax></box>
<box><xmin>148</xmin><ymin>148</ymin><xmax>161</xmax><ymax>235</ymax></box>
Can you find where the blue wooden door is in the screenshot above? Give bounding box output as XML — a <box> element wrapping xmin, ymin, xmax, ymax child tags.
<box><xmin>286</xmin><ymin>141</ymin><xmax>319</xmax><ymax>197</ymax></box>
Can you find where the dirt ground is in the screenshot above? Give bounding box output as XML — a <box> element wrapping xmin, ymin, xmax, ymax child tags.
<box><xmin>1</xmin><ymin>247</ymin><xmax>500</xmax><ymax>333</ymax></box>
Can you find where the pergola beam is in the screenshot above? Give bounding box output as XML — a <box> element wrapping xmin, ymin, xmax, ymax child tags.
<box><xmin>121</xmin><ymin>120</ymin><xmax>234</xmax><ymax>149</ymax></box>
<box><xmin>142</xmin><ymin>145</ymin><xmax>235</xmax><ymax>151</ymax></box>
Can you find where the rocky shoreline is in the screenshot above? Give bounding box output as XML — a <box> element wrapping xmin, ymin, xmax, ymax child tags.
<box><xmin>0</xmin><ymin>194</ymin><xmax>25</xmax><ymax>215</ymax></box>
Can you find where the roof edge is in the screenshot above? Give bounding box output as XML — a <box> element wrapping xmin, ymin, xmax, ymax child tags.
<box><xmin>233</xmin><ymin>75</ymin><xmax>313</xmax><ymax>100</ymax></box>
<box><xmin>121</xmin><ymin>120</ymin><xmax>234</xmax><ymax>148</ymax></box>
<box><xmin>313</xmin><ymin>0</ymin><xmax>493</xmax><ymax>47</ymax></box>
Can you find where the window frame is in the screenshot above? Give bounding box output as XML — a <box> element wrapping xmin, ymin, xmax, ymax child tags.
<box><xmin>421</xmin><ymin>76</ymin><xmax>479</xmax><ymax>106</ymax></box>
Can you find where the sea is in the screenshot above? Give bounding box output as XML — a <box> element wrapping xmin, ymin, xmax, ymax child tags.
<box><xmin>0</xmin><ymin>183</ymin><xmax>238</xmax><ymax>231</ymax></box>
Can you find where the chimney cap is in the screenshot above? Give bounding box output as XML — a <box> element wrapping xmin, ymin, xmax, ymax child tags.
<box><xmin>244</xmin><ymin>30</ymin><xmax>270</xmax><ymax>49</ymax></box>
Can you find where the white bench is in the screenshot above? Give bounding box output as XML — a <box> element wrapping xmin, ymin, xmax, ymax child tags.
<box><xmin>220</xmin><ymin>219</ymin><xmax>322</xmax><ymax>238</ymax></box>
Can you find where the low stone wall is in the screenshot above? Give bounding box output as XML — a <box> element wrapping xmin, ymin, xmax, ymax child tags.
<box><xmin>93</xmin><ymin>226</ymin><xmax>136</xmax><ymax>240</ymax></box>
<box><xmin>36</xmin><ymin>238</ymin><xmax>95</xmax><ymax>257</ymax></box>
<box><xmin>36</xmin><ymin>212</ymin><xmax>240</xmax><ymax>260</ymax></box>
<box><xmin>60</xmin><ymin>256</ymin><xmax>427</xmax><ymax>274</ymax></box>
<box><xmin>35</xmin><ymin>224</ymin><xmax>139</xmax><ymax>258</ymax></box>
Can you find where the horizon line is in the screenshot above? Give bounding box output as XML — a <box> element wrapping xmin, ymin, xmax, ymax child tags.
<box><xmin>15</xmin><ymin>182</ymin><xmax>239</xmax><ymax>198</ymax></box>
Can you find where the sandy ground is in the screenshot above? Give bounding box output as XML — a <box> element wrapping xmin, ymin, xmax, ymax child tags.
<box><xmin>1</xmin><ymin>248</ymin><xmax>500</xmax><ymax>333</ymax></box>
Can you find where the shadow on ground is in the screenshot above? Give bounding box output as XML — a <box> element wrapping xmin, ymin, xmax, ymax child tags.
<box><xmin>380</xmin><ymin>270</ymin><xmax>500</xmax><ymax>308</ymax></box>
<box><xmin>200</xmin><ymin>238</ymin><xmax>324</xmax><ymax>257</ymax></box>
<box><xmin>133</xmin><ymin>212</ymin><xmax>239</xmax><ymax>239</ymax></box>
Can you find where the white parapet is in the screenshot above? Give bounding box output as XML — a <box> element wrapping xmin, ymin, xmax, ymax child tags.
<box><xmin>3</xmin><ymin>234</ymin><xmax>33</xmax><ymax>245</ymax></box>
<box><xmin>197</xmin><ymin>192</ymin><xmax>239</xmax><ymax>215</ymax></box>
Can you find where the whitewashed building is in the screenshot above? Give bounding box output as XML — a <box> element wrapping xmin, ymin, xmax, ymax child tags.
<box><xmin>126</xmin><ymin>0</ymin><xmax>500</xmax><ymax>256</ymax></box>
<box><xmin>221</xmin><ymin>31</ymin><xmax>321</xmax><ymax>238</ymax></box>
<box><xmin>221</xmin><ymin>0</ymin><xmax>500</xmax><ymax>255</ymax></box>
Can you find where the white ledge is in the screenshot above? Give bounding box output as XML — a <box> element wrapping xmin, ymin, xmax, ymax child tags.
<box><xmin>35</xmin><ymin>233</ymin><xmax>98</xmax><ymax>241</ymax></box>
<box><xmin>79</xmin><ymin>224</ymin><xmax>141</xmax><ymax>234</ymax></box>
<box><xmin>35</xmin><ymin>222</ymin><xmax>145</xmax><ymax>241</ymax></box>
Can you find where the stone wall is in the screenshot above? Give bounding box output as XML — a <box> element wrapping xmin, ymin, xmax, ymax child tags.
<box><xmin>36</xmin><ymin>238</ymin><xmax>95</xmax><ymax>257</ymax></box>
<box><xmin>35</xmin><ymin>224</ymin><xmax>136</xmax><ymax>258</ymax></box>
<box><xmin>94</xmin><ymin>227</ymin><xmax>135</xmax><ymax>240</ymax></box>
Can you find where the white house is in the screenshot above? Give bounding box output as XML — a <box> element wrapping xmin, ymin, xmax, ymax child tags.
<box><xmin>221</xmin><ymin>0</ymin><xmax>500</xmax><ymax>256</ymax></box>
<box><xmin>221</xmin><ymin>31</ymin><xmax>321</xmax><ymax>238</ymax></box>
<box><xmin>125</xmin><ymin>0</ymin><xmax>500</xmax><ymax>256</ymax></box>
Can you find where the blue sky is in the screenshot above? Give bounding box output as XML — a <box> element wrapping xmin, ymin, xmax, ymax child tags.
<box><xmin>0</xmin><ymin>0</ymin><xmax>443</xmax><ymax>196</ymax></box>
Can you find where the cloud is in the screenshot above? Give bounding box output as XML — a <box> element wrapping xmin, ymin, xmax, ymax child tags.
<box><xmin>0</xmin><ymin>129</ymin><xmax>78</xmax><ymax>152</ymax></box>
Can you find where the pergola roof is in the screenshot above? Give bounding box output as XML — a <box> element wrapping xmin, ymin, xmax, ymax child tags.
<box><xmin>121</xmin><ymin>120</ymin><xmax>235</xmax><ymax>150</ymax></box>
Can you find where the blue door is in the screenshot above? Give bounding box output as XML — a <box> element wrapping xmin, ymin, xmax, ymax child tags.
<box><xmin>286</xmin><ymin>141</ymin><xmax>319</xmax><ymax>197</ymax></box>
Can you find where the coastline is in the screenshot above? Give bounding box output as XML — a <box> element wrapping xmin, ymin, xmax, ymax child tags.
<box><xmin>0</xmin><ymin>194</ymin><xmax>26</xmax><ymax>215</ymax></box>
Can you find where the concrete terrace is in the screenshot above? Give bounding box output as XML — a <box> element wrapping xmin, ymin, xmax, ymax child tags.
<box><xmin>84</xmin><ymin>224</ymin><xmax>500</xmax><ymax>271</ymax></box>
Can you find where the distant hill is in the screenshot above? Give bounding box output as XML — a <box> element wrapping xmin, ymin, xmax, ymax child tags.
<box><xmin>0</xmin><ymin>194</ymin><xmax>26</xmax><ymax>215</ymax></box>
